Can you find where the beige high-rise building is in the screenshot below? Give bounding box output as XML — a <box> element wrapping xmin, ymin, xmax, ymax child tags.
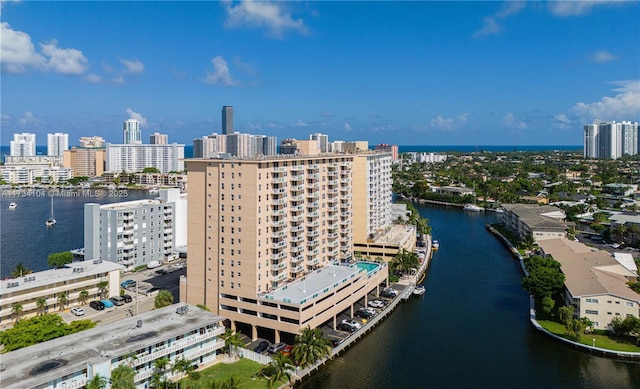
<box><xmin>182</xmin><ymin>152</ymin><xmax>392</xmax><ymax>342</ymax></box>
<box><xmin>63</xmin><ymin>147</ymin><xmax>106</xmax><ymax>177</ymax></box>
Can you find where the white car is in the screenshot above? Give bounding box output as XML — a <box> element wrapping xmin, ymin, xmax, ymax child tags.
<box><xmin>341</xmin><ymin>319</ymin><xmax>362</xmax><ymax>329</ymax></box>
<box><xmin>71</xmin><ymin>307</ymin><xmax>85</xmax><ymax>316</ymax></box>
<box><xmin>368</xmin><ymin>300</ymin><xmax>385</xmax><ymax>308</ymax></box>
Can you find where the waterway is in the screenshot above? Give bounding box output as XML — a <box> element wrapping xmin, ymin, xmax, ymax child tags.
<box><xmin>298</xmin><ymin>204</ymin><xmax>640</xmax><ymax>389</ymax></box>
<box><xmin>0</xmin><ymin>189</ymin><xmax>153</xmax><ymax>278</ymax></box>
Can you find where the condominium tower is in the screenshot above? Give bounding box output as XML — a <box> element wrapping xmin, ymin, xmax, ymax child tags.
<box><xmin>106</xmin><ymin>143</ymin><xmax>185</xmax><ymax>173</ymax></box>
<box><xmin>584</xmin><ymin>120</ymin><xmax>639</xmax><ymax>159</ymax></box>
<box><xmin>9</xmin><ymin>133</ymin><xmax>36</xmax><ymax>157</ymax></box>
<box><xmin>182</xmin><ymin>151</ymin><xmax>393</xmax><ymax>342</ymax></box>
<box><xmin>46</xmin><ymin>133</ymin><xmax>69</xmax><ymax>156</ymax></box>
<box><xmin>150</xmin><ymin>132</ymin><xmax>168</xmax><ymax>144</ymax></box>
<box><xmin>222</xmin><ymin>105</ymin><xmax>233</xmax><ymax>135</ymax></box>
<box><xmin>123</xmin><ymin>119</ymin><xmax>142</xmax><ymax>144</ymax></box>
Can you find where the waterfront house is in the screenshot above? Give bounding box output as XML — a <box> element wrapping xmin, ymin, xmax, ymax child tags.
<box><xmin>500</xmin><ymin>203</ymin><xmax>573</xmax><ymax>242</ymax></box>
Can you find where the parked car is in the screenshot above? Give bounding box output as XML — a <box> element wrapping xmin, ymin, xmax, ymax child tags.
<box><xmin>89</xmin><ymin>300</ymin><xmax>105</xmax><ymax>311</ymax></box>
<box><xmin>280</xmin><ymin>345</ymin><xmax>294</xmax><ymax>357</ymax></box>
<box><xmin>341</xmin><ymin>319</ymin><xmax>362</xmax><ymax>329</ymax></box>
<box><xmin>71</xmin><ymin>307</ymin><xmax>85</xmax><ymax>316</ymax></box>
<box><xmin>253</xmin><ymin>341</ymin><xmax>269</xmax><ymax>353</ymax></box>
<box><xmin>120</xmin><ymin>279</ymin><xmax>135</xmax><ymax>288</ymax></box>
<box><xmin>122</xmin><ymin>294</ymin><xmax>133</xmax><ymax>303</ymax></box>
<box><xmin>110</xmin><ymin>296</ymin><xmax>125</xmax><ymax>306</ymax></box>
<box><xmin>268</xmin><ymin>342</ymin><xmax>287</xmax><ymax>354</ymax></box>
<box><xmin>155</xmin><ymin>268</ymin><xmax>168</xmax><ymax>275</ymax></box>
<box><xmin>101</xmin><ymin>299</ymin><xmax>114</xmax><ymax>308</ymax></box>
<box><xmin>355</xmin><ymin>308</ymin><xmax>374</xmax><ymax>319</ymax></box>
<box><xmin>368</xmin><ymin>300</ymin><xmax>385</xmax><ymax>308</ymax></box>
<box><xmin>337</xmin><ymin>322</ymin><xmax>357</xmax><ymax>333</ymax></box>
<box><xmin>381</xmin><ymin>288</ymin><xmax>398</xmax><ymax>298</ymax></box>
<box><xmin>330</xmin><ymin>338</ymin><xmax>343</xmax><ymax>347</ymax></box>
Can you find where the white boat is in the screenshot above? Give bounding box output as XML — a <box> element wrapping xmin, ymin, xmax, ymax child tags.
<box><xmin>8</xmin><ymin>202</ymin><xmax>17</xmax><ymax>209</ymax></box>
<box><xmin>432</xmin><ymin>240</ymin><xmax>440</xmax><ymax>250</ymax></box>
<box><xmin>413</xmin><ymin>285</ymin><xmax>426</xmax><ymax>296</ymax></box>
<box><xmin>464</xmin><ymin>203</ymin><xmax>484</xmax><ymax>212</ymax></box>
<box><xmin>46</xmin><ymin>197</ymin><xmax>56</xmax><ymax>227</ymax></box>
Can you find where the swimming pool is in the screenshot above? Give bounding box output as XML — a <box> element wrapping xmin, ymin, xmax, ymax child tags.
<box><xmin>355</xmin><ymin>261</ymin><xmax>380</xmax><ymax>273</ymax></box>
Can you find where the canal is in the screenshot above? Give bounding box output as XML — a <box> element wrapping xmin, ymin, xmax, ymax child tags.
<box><xmin>297</xmin><ymin>204</ymin><xmax>640</xmax><ymax>388</ymax></box>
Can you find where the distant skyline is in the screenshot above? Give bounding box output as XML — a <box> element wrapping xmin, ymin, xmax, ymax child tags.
<box><xmin>1</xmin><ymin>1</ymin><xmax>639</xmax><ymax>146</ymax></box>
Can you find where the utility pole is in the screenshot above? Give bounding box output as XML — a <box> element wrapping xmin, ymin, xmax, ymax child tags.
<box><xmin>136</xmin><ymin>281</ymin><xmax>139</xmax><ymax>316</ymax></box>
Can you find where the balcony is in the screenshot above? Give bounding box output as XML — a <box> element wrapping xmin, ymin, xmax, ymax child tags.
<box><xmin>291</xmin><ymin>165</ymin><xmax>304</xmax><ymax>172</ymax></box>
<box><xmin>272</xmin><ymin>251</ymin><xmax>287</xmax><ymax>260</ymax></box>
<box><xmin>308</xmin><ymin>220</ymin><xmax>319</xmax><ymax>228</ymax></box>
<box><xmin>308</xmin><ymin>258</ymin><xmax>320</xmax><ymax>266</ymax></box>
<box><xmin>307</xmin><ymin>202</ymin><xmax>319</xmax><ymax>209</ymax></box>
<box><xmin>272</xmin><ymin>198</ymin><xmax>287</xmax><ymax>205</ymax></box>
<box><xmin>273</xmin><ymin>229</ymin><xmax>287</xmax><ymax>238</ymax></box>
<box><xmin>272</xmin><ymin>187</ymin><xmax>286</xmax><ymax>195</ymax></box>
<box><xmin>307</xmin><ymin>248</ymin><xmax>319</xmax><ymax>256</ymax></box>
<box><xmin>307</xmin><ymin>192</ymin><xmax>319</xmax><ymax>199</ymax></box>
<box><xmin>272</xmin><ymin>219</ymin><xmax>286</xmax><ymax>228</ymax></box>
<box><xmin>272</xmin><ymin>240</ymin><xmax>286</xmax><ymax>250</ymax></box>
<box><xmin>291</xmin><ymin>184</ymin><xmax>304</xmax><ymax>191</ymax></box>
<box><xmin>290</xmin><ymin>265</ymin><xmax>305</xmax><ymax>273</ymax></box>
<box><xmin>273</xmin><ymin>166</ymin><xmax>287</xmax><ymax>173</ymax></box>
<box><xmin>271</xmin><ymin>262</ymin><xmax>287</xmax><ymax>271</ymax></box>
<box><xmin>328</xmin><ymin>232</ymin><xmax>338</xmax><ymax>239</ymax></box>
<box><xmin>290</xmin><ymin>204</ymin><xmax>303</xmax><ymax>212</ymax></box>
<box><xmin>272</xmin><ymin>208</ymin><xmax>287</xmax><ymax>217</ymax></box>
<box><xmin>307</xmin><ymin>229</ymin><xmax>319</xmax><ymax>238</ymax></box>
<box><xmin>273</xmin><ymin>177</ymin><xmax>287</xmax><ymax>184</ymax></box>
<box><xmin>290</xmin><ymin>245</ymin><xmax>304</xmax><ymax>253</ymax></box>
<box><xmin>290</xmin><ymin>225</ymin><xmax>304</xmax><ymax>233</ymax></box>
<box><xmin>307</xmin><ymin>173</ymin><xmax>319</xmax><ymax>180</ymax></box>
<box><xmin>308</xmin><ymin>211</ymin><xmax>319</xmax><ymax>218</ymax></box>
<box><xmin>290</xmin><ymin>234</ymin><xmax>304</xmax><ymax>243</ymax></box>
<box><xmin>290</xmin><ymin>214</ymin><xmax>304</xmax><ymax>222</ymax></box>
<box><xmin>307</xmin><ymin>239</ymin><xmax>319</xmax><ymax>246</ymax></box>
<box><xmin>291</xmin><ymin>254</ymin><xmax>304</xmax><ymax>263</ymax></box>
<box><xmin>290</xmin><ymin>194</ymin><xmax>304</xmax><ymax>202</ymax></box>
<box><xmin>271</xmin><ymin>272</ymin><xmax>287</xmax><ymax>282</ymax></box>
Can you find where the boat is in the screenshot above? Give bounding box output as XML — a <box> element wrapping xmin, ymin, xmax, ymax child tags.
<box><xmin>463</xmin><ymin>203</ymin><xmax>484</xmax><ymax>212</ymax></box>
<box><xmin>413</xmin><ymin>285</ymin><xmax>426</xmax><ymax>296</ymax></box>
<box><xmin>8</xmin><ymin>202</ymin><xmax>17</xmax><ymax>209</ymax></box>
<box><xmin>46</xmin><ymin>197</ymin><xmax>56</xmax><ymax>227</ymax></box>
<box><xmin>432</xmin><ymin>240</ymin><xmax>439</xmax><ymax>250</ymax></box>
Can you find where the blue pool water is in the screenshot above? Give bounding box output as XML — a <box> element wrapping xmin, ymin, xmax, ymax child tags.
<box><xmin>355</xmin><ymin>262</ymin><xmax>380</xmax><ymax>273</ymax></box>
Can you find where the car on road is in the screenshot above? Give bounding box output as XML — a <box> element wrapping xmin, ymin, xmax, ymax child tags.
<box><xmin>155</xmin><ymin>268</ymin><xmax>168</xmax><ymax>275</ymax></box>
<box><xmin>89</xmin><ymin>300</ymin><xmax>105</xmax><ymax>310</ymax></box>
<box><xmin>268</xmin><ymin>342</ymin><xmax>287</xmax><ymax>354</ymax></box>
<box><xmin>355</xmin><ymin>308</ymin><xmax>374</xmax><ymax>319</ymax></box>
<box><xmin>341</xmin><ymin>319</ymin><xmax>362</xmax><ymax>329</ymax></box>
<box><xmin>71</xmin><ymin>307</ymin><xmax>85</xmax><ymax>316</ymax></box>
<box><xmin>110</xmin><ymin>296</ymin><xmax>125</xmax><ymax>306</ymax></box>
<box><xmin>253</xmin><ymin>340</ymin><xmax>269</xmax><ymax>353</ymax></box>
<box><xmin>120</xmin><ymin>279</ymin><xmax>135</xmax><ymax>288</ymax></box>
<box><xmin>122</xmin><ymin>294</ymin><xmax>133</xmax><ymax>303</ymax></box>
<box><xmin>368</xmin><ymin>300</ymin><xmax>385</xmax><ymax>308</ymax></box>
<box><xmin>337</xmin><ymin>322</ymin><xmax>357</xmax><ymax>333</ymax></box>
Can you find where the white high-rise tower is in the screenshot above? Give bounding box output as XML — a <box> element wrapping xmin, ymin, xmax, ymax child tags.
<box><xmin>10</xmin><ymin>133</ymin><xmax>36</xmax><ymax>156</ymax></box>
<box><xmin>123</xmin><ymin>119</ymin><xmax>141</xmax><ymax>144</ymax></box>
<box><xmin>47</xmin><ymin>133</ymin><xmax>69</xmax><ymax>156</ymax></box>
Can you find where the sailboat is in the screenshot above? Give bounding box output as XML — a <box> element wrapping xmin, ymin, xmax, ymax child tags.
<box><xmin>46</xmin><ymin>196</ymin><xmax>56</xmax><ymax>227</ymax></box>
<box><xmin>464</xmin><ymin>184</ymin><xmax>484</xmax><ymax>212</ymax></box>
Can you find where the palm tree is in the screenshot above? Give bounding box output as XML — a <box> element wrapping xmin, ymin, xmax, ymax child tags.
<box><xmin>110</xmin><ymin>364</ymin><xmax>135</xmax><ymax>389</ymax></box>
<box><xmin>220</xmin><ymin>329</ymin><xmax>244</xmax><ymax>358</ymax></box>
<box><xmin>266</xmin><ymin>353</ymin><xmax>294</xmax><ymax>389</ymax></box>
<box><xmin>11</xmin><ymin>303</ymin><xmax>23</xmax><ymax>321</ymax></box>
<box><xmin>149</xmin><ymin>372</ymin><xmax>168</xmax><ymax>389</ymax></box>
<box><xmin>154</xmin><ymin>290</ymin><xmax>174</xmax><ymax>308</ymax></box>
<box><xmin>79</xmin><ymin>290</ymin><xmax>89</xmax><ymax>306</ymax></box>
<box><xmin>57</xmin><ymin>292</ymin><xmax>69</xmax><ymax>311</ymax></box>
<box><xmin>36</xmin><ymin>297</ymin><xmax>48</xmax><ymax>315</ymax></box>
<box><xmin>86</xmin><ymin>373</ymin><xmax>108</xmax><ymax>389</ymax></box>
<box><xmin>97</xmin><ymin>281</ymin><xmax>109</xmax><ymax>299</ymax></box>
<box><xmin>291</xmin><ymin>327</ymin><xmax>331</xmax><ymax>368</ymax></box>
<box><xmin>171</xmin><ymin>358</ymin><xmax>194</xmax><ymax>389</ymax></box>
<box><xmin>11</xmin><ymin>262</ymin><xmax>32</xmax><ymax>278</ymax></box>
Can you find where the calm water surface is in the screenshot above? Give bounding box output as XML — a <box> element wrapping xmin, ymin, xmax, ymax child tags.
<box><xmin>298</xmin><ymin>204</ymin><xmax>640</xmax><ymax>389</ymax></box>
<box><xmin>0</xmin><ymin>190</ymin><xmax>152</xmax><ymax>278</ymax></box>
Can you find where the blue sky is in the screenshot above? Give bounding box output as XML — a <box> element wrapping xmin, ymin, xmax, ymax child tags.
<box><xmin>1</xmin><ymin>1</ymin><xmax>639</xmax><ymax>146</ymax></box>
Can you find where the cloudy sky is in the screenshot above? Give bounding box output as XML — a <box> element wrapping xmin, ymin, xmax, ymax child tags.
<box><xmin>1</xmin><ymin>1</ymin><xmax>639</xmax><ymax>146</ymax></box>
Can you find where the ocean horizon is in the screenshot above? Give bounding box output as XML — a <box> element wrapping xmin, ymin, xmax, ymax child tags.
<box><xmin>1</xmin><ymin>144</ymin><xmax>582</xmax><ymax>160</ymax></box>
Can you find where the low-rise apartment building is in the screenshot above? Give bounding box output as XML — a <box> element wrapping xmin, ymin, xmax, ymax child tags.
<box><xmin>537</xmin><ymin>238</ymin><xmax>640</xmax><ymax>330</ymax></box>
<box><xmin>500</xmin><ymin>203</ymin><xmax>573</xmax><ymax>242</ymax></box>
<box><xmin>0</xmin><ymin>260</ymin><xmax>123</xmax><ymax>325</ymax></box>
<box><xmin>2</xmin><ymin>304</ymin><xmax>226</xmax><ymax>389</ymax></box>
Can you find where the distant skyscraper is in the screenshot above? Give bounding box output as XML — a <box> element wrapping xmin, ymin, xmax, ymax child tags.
<box><xmin>584</xmin><ymin>120</ymin><xmax>639</xmax><ymax>159</ymax></box>
<box><xmin>10</xmin><ymin>133</ymin><xmax>36</xmax><ymax>156</ymax></box>
<box><xmin>79</xmin><ymin>136</ymin><xmax>105</xmax><ymax>148</ymax></box>
<box><xmin>222</xmin><ymin>106</ymin><xmax>233</xmax><ymax>135</ymax></box>
<box><xmin>150</xmin><ymin>132</ymin><xmax>168</xmax><ymax>145</ymax></box>
<box><xmin>310</xmin><ymin>133</ymin><xmax>329</xmax><ymax>153</ymax></box>
<box><xmin>123</xmin><ymin>119</ymin><xmax>141</xmax><ymax>144</ymax></box>
<box><xmin>47</xmin><ymin>133</ymin><xmax>69</xmax><ymax>156</ymax></box>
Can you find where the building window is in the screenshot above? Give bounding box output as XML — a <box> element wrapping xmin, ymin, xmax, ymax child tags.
<box><xmin>626</xmin><ymin>302</ymin><xmax>634</xmax><ymax>307</ymax></box>
<box><xmin>585</xmin><ymin>310</ymin><xmax>598</xmax><ymax>315</ymax></box>
<box><xmin>586</xmin><ymin>298</ymin><xmax>599</xmax><ymax>303</ymax></box>
<box><xmin>231</xmin><ymin>271</ymin><xmax>234</xmax><ymax>278</ymax></box>
<box><xmin>221</xmin><ymin>280</ymin><xmax>224</xmax><ymax>287</ymax></box>
<box><xmin>231</xmin><ymin>282</ymin><xmax>234</xmax><ymax>289</ymax></box>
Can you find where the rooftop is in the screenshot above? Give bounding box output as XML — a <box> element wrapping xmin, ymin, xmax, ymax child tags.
<box><xmin>259</xmin><ymin>261</ymin><xmax>386</xmax><ymax>306</ymax></box>
<box><xmin>96</xmin><ymin>198</ymin><xmax>163</xmax><ymax>210</ymax></box>
<box><xmin>2</xmin><ymin>304</ymin><xmax>225</xmax><ymax>389</ymax></box>
<box><xmin>369</xmin><ymin>224</ymin><xmax>416</xmax><ymax>246</ymax></box>
<box><xmin>1</xmin><ymin>260</ymin><xmax>124</xmax><ymax>295</ymax></box>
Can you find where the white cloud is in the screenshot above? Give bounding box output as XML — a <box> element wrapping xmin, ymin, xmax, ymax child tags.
<box><xmin>84</xmin><ymin>73</ymin><xmax>102</xmax><ymax>83</ymax></box>
<box><xmin>570</xmin><ymin>80</ymin><xmax>640</xmax><ymax>119</ymax></box>
<box><xmin>293</xmin><ymin>119</ymin><xmax>308</xmax><ymax>127</ymax></box>
<box><xmin>19</xmin><ymin>111</ymin><xmax>39</xmax><ymax>125</ymax></box>
<box><xmin>204</xmin><ymin>56</ymin><xmax>238</xmax><ymax>86</ymax></box>
<box><xmin>474</xmin><ymin>2</ymin><xmax>526</xmax><ymax>37</ymax></box>
<box><xmin>344</xmin><ymin>122</ymin><xmax>352</xmax><ymax>131</ymax></box>
<box><xmin>126</xmin><ymin>108</ymin><xmax>148</xmax><ymax>127</ymax></box>
<box><xmin>40</xmin><ymin>40</ymin><xmax>88</xmax><ymax>75</ymax></box>
<box><xmin>590</xmin><ymin>50</ymin><xmax>618</xmax><ymax>63</ymax></box>
<box><xmin>430</xmin><ymin>113</ymin><xmax>468</xmax><ymax>131</ymax></box>
<box><xmin>501</xmin><ymin>112</ymin><xmax>527</xmax><ymax>130</ymax></box>
<box><xmin>0</xmin><ymin>22</ymin><xmax>46</xmax><ymax>73</ymax></box>
<box><xmin>119</xmin><ymin>58</ymin><xmax>145</xmax><ymax>74</ymax></box>
<box><xmin>548</xmin><ymin>1</ymin><xmax>613</xmax><ymax>16</ymax></box>
<box><xmin>223</xmin><ymin>1</ymin><xmax>308</xmax><ymax>38</ymax></box>
<box><xmin>554</xmin><ymin>113</ymin><xmax>570</xmax><ymax>128</ymax></box>
<box><xmin>112</xmin><ymin>75</ymin><xmax>125</xmax><ymax>85</ymax></box>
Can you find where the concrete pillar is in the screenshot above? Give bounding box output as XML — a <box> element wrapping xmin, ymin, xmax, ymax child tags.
<box><xmin>230</xmin><ymin>321</ymin><xmax>236</xmax><ymax>332</ymax></box>
<box><xmin>252</xmin><ymin>325</ymin><xmax>257</xmax><ymax>340</ymax></box>
<box><xmin>275</xmin><ymin>330</ymin><xmax>280</xmax><ymax>343</ymax></box>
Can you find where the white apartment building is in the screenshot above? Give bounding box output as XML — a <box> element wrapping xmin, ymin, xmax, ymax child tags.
<box><xmin>193</xmin><ymin>133</ymin><xmax>228</xmax><ymax>158</ymax></box>
<box><xmin>106</xmin><ymin>143</ymin><xmax>185</xmax><ymax>173</ymax></box>
<box><xmin>47</xmin><ymin>132</ymin><xmax>69</xmax><ymax>156</ymax></box>
<box><xmin>2</xmin><ymin>304</ymin><xmax>226</xmax><ymax>389</ymax></box>
<box><xmin>150</xmin><ymin>132</ymin><xmax>168</xmax><ymax>144</ymax></box>
<box><xmin>123</xmin><ymin>119</ymin><xmax>142</xmax><ymax>144</ymax></box>
<box><xmin>310</xmin><ymin>133</ymin><xmax>329</xmax><ymax>153</ymax></box>
<box><xmin>10</xmin><ymin>133</ymin><xmax>36</xmax><ymax>157</ymax></box>
<box><xmin>1</xmin><ymin>166</ymin><xmax>35</xmax><ymax>184</ymax></box>
<box><xmin>41</xmin><ymin>166</ymin><xmax>74</xmax><ymax>183</ymax></box>
<box><xmin>84</xmin><ymin>189</ymin><xmax>182</xmax><ymax>270</ymax></box>
<box><xmin>0</xmin><ymin>260</ymin><xmax>123</xmax><ymax>325</ymax></box>
<box><xmin>584</xmin><ymin>120</ymin><xmax>640</xmax><ymax>159</ymax></box>
<box><xmin>79</xmin><ymin>136</ymin><xmax>106</xmax><ymax>148</ymax></box>
<box><xmin>353</xmin><ymin>152</ymin><xmax>393</xmax><ymax>239</ymax></box>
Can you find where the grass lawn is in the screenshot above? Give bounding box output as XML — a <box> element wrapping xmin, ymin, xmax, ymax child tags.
<box><xmin>538</xmin><ymin>320</ymin><xmax>640</xmax><ymax>352</ymax></box>
<box><xmin>180</xmin><ymin>358</ymin><xmax>291</xmax><ymax>389</ymax></box>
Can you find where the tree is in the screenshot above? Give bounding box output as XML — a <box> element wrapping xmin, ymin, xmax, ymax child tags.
<box><xmin>142</xmin><ymin>167</ymin><xmax>161</xmax><ymax>173</ymax></box>
<box><xmin>291</xmin><ymin>327</ymin><xmax>331</xmax><ymax>368</ymax></box>
<box><xmin>522</xmin><ymin>256</ymin><xmax>565</xmax><ymax>299</ymax></box>
<box><xmin>265</xmin><ymin>353</ymin><xmax>294</xmax><ymax>389</ymax></box>
<box><xmin>558</xmin><ymin>306</ymin><xmax>574</xmax><ymax>326</ymax></box>
<box><xmin>57</xmin><ymin>292</ymin><xmax>69</xmax><ymax>311</ymax></box>
<box><xmin>11</xmin><ymin>303</ymin><xmax>23</xmax><ymax>321</ymax></box>
<box><xmin>0</xmin><ymin>313</ymin><xmax>94</xmax><ymax>352</ymax></box>
<box><xmin>566</xmin><ymin>318</ymin><xmax>586</xmax><ymax>341</ymax></box>
<box><xmin>150</xmin><ymin>356</ymin><xmax>170</xmax><ymax>389</ymax></box>
<box><xmin>11</xmin><ymin>262</ymin><xmax>32</xmax><ymax>278</ymax></box>
<box><xmin>154</xmin><ymin>290</ymin><xmax>174</xmax><ymax>308</ymax></box>
<box><xmin>98</xmin><ymin>281</ymin><xmax>109</xmax><ymax>298</ymax></box>
<box><xmin>79</xmin><ymin>290</ymin><xmax>89</xmax><ymax>306</ymax></box>
<box><xmin>110</xmin><ymin>364</ymin><xmax>135</xmax><ymax>389</ymax></box>
<box><xmin>220</xmin><ymin>329</ymin><xmax>244</xmax><ymax>358</ymax></box>
<box><xmin>36</xmin><ymin>297</ymin><xmax>48</xmax><ymax>316</ymax></box>
<box><xmin>47</xmin><ymin>251</ymin><xmax>73</xmax><ymax>268</ymax></box>
<box><xmin>172</xmin><ymin>358</ymin><xmax>195</xmax><ymax>389</ymax></box>
<box><xmin>86</xmin><ymin>373</ymin><xmax>108</xmax><ymax>389</ymax></box>
<box><xmin>541</xmin><ymin>296</ymin><xmax>556</xmax><ymax>318</ymax></box>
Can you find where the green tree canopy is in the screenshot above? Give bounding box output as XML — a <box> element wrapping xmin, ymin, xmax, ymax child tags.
<box><xmin>47</xmin><ymin>251</ymin><xmax>73</xmax><ymax>268</ymax></box>
<box><xmin>154</xmin><ymin>290</ymin><xmax>174</xmax><ymax>308</ymax></box>
<box><xmin>110</xmin><ymin>364</ymin><xmax>135</xmax><ymax>389</ymax></box>
<box><xmin>142</xmin><ymin>167</ymin><xmax>161</xmax><ymax>173</ymax></box>
<box><xmin>0</xmin><ymin>313</ymin><xmax>95</xmax><ymax>352</ymax></box>
<box><xmin>11</xmin><ymin>262</ymin><xmax>32</xmax><ymax>278</ymax></box>
<box><xmin>522</xmin><ymin>256</ymin><xmax>566</xmax><ymax>299</ymax></box>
